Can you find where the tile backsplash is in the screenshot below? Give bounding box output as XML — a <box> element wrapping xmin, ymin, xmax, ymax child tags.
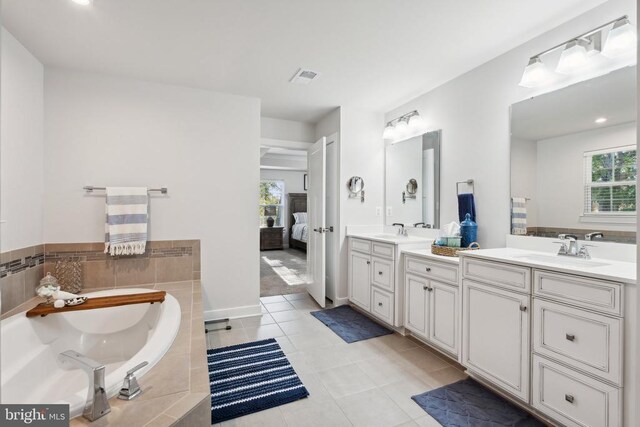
<box><xmin>0</xmin><ymin>240</ymin><xmax>200</xmax><ymax>315</ymax></box>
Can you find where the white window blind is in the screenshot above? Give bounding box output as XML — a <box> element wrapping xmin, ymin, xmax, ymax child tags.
<box><xmin>583</xmin><ymin>145</ymin><xmax>636</xmax><ymax>215</ymax></box>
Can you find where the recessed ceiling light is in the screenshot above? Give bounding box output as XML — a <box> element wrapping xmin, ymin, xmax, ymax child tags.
<box><xmin>71</xmin><ymin>0</ymin><xmax>93</xmax><ymax>5</ymax></box>
<box><xmin>595</xmin><ymin>117</ymin><xmax>608</xmax><ymax>124</ymax></box>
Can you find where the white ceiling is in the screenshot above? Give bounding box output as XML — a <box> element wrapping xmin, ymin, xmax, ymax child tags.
<box><xmin>2</xmin><ymin>0</ymin><xmax>607</xmax><ymax>123</ymax></box>
<box><xmin>511</xmin><ymin>66</ymin><xmax>636</xmax><ymax>141</ymax></box>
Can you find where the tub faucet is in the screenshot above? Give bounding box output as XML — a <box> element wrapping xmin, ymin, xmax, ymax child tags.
<box><xmin>58</xmin><ymin>350</ymin><xmax>111</xmax><ymax>421</ymax></box>
<box><xmin>585</xmin><ymin>232</ymin><xmax>604</xmax><ymax>241</ymax></box>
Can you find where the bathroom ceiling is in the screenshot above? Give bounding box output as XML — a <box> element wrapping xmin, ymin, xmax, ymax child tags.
<box><xmin>2</xmin><ymin>0</ymin><xmax>607</xmax><ymax>123</ymax></box>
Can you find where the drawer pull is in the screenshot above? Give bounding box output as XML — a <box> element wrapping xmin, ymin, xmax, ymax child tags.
<box><xmin>427</xmin><ymin>287</ymin><xmax>433</xmax><ymax>292</ymax></box>
<box><xmin>378</xmin><ymin>302</ymin><xmax>383</xmax><ymax>307</ymax></box>
<box><xmin>378</xmin><ymin>271</ymin><xmax>383</xmax><ymax>275</ymax></box>
<box><xmin>566</xmin><ymin>333</ymin><xmax>575</xmax><ymax>342</ymax></box>
<box><xmin>425</xmin><ymin>267</ymin><xmax>432</xmax><ymax>272</ymax></box>
<box><xmin>565</xmin><ymin>394</ymin><xmax>575</xmax><ymax>404</ymax></box>
<box><xmin>423</xmin><ymin>285</ymin><xmax>429</xmax><ymax>290</ymax></box>
<box><xmin>519</xmin><ymin>305</ymin><xmax>527</xmax><ymax>312</ymax></box>
<box><xmin>366</xmin><ymin>261</ymin><xmax>371</xmax><ymax>265</ymax></box>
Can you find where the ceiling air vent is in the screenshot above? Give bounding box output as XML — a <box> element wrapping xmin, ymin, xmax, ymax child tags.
<box><xmin>290</xmin><ymin>68</ymin><xmax>320</xmax><ymax>85</ymax></box>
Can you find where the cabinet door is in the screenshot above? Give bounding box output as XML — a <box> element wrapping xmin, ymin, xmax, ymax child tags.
<box><xmin>405</xmin><ymin>273</ymin><xmax>428</xmax><ymax>336</ymax></box>
<box><xmin>462</xmin><ymin>279</ymin><xmax>530</xmax><ymax>402</ymax></box>
<box><xmin>428</xmin><ymin>281</ymin><xmax>458</xmax><ymax>356</ymax></box>
<box><xmin>349</xmin><ymin>251</ymin><xmax>371</xmax><ymax>310</ymax></box>
<box><xmin>371</xmin><ymin>256</ymin><xmax>395</xmax><ymax>292</ymax></box>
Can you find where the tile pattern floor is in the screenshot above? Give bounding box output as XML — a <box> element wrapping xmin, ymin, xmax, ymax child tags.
<box><xmin>207</xmin><ymin>293</ymin><xmax>468</xmax><ymax>427</ymax></box>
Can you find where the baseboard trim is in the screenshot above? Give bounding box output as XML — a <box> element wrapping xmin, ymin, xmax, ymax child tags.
<box><xmin>203</xmin><ymin>304</ymin><xmax>261</xmax><ymax>321</ymax></box>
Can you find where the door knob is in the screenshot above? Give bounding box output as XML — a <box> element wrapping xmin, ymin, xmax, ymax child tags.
<box><xmin>322</xmin><ymin>226</ymin><xmax>334</xmax><ymax>232</ymax></box>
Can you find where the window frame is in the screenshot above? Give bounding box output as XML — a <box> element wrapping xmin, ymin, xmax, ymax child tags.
<box><xmin>259</xmin><ymin>179</ymin><xmax>286</xmax><ymax>227</ymax></box>
<box><xmin>583</xmin><ymin>145</ymin><xmax>636</xmax><ymax>217</ymax></box>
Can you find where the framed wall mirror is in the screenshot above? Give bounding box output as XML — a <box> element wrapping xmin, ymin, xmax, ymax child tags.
<box><xmin>510</xmin><ymin>66</ymin><xmax>636</xmax><ymax>244</ymax></box>
<box><xmin>385</xmin><ymin>130</ymin><xmax>441</xmax><ymax>228</ymax></box>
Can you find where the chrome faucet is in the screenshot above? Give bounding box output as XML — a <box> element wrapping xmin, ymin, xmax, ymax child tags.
<box><xmin>556</xmin><ymin>234</ymin><xmax>594</xmax><ymax>259</ymax></box>
<box><xmin>58</xmin><ymin>350</ymin><xmax>111</xmax><ymax>421</ymax></box>
<box><xmin>413</xmin><ymin>222</ymin><xmax>426</xmax><ymax>228</ymax></box>
<box><xmin>118</xmin><ymin>361</ymin><xmax>148</xmax><ymax>400</ymax></box>
<box><xmin>392</xmin><ymin>223</ymin><xmax>407</xmax><ymax>236</ymax></box>
<box><xmin>585</xmin><ymin>232</ymin><xmax>604</xmax><ymax>241</ymax></box>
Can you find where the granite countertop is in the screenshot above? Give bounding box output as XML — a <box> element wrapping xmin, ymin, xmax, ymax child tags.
<box><xmin>3</xmin><ymin>281</ymin><xmax>211</xmax><ymax>427</ymax></box>
<box><xmin>401</xmin><ymin>248</ymin><xmax>461</xmax><ymax>265</ymax></box>
<box><xmin>460</xmin><ymin>248</ymin><xmax>636</xmax><ymax>285</ymax></box>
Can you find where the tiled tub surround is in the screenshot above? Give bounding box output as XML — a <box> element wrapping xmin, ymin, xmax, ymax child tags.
<box><xmin>0</xmin><ymin>240</ymin><xmax>200</xmax><ymax>315</ymax></box>
<box><xmin>2</xmin><ymin>280</ymin><xmax>210</xmax><ymax>427</ymax></box>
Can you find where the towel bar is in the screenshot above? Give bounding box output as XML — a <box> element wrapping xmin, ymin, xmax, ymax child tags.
<box><xmin>456</xmin><ymin>179</ymin><xmax>474</xmax><ymax>195</ymax></box>
<box><xmin>83</xmin><ymin>186</ymin><xmax>168</xmax><ymax>194</ymax></box>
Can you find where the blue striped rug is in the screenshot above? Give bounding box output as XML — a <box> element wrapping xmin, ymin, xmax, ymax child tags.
<box><xmin>208</xmin><ymin>338</ymin><xmax>309</xmax><ymax>423</ymax></box>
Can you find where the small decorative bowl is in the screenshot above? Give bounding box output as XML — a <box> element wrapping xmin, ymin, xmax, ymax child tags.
<box><xmin>64</xmin><ymin>297</ymin><xmax>87</xmax><ymax>307</ymax></box>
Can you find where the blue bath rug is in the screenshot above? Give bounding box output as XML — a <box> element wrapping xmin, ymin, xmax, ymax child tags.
<box><xmin>411</xmin><ymin>378</ymin><xmax>544</xmax><ymax>426</ymax></box>
<box><xmin>208</xmin><ymin>338</ymin><xmax>308</xmax><ymax>424</ymax></box>
<box><xmin>310</xmin><ymin>305</ymin><xmax>393</xmax><ymax>343</ymax></box>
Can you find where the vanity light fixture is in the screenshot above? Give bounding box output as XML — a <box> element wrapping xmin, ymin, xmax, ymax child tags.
<box><xmin>595</xmin><ymin>117</ymin><xmax>608</xmax><ymax>124</ymax></box>
<box><xmin>382</xmin><ymin>110</ymin><xmax>424</xmax><ymax>141</ymax></box>
<box><xmin>602</xmin><ymin>17</ymin><xmax>637</xmax><ymax>58</ymax></box>
<box><xmin>519</xmin><ymin>15</ymin><xmax>635</xmax><ymax>87</ymax></box>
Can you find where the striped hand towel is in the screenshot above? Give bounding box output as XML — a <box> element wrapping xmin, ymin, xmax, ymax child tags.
<box><xmin>104</xmin><ymin>187</ymin><xmax>149</xmax><ymax>256</ymax></box>
<box><xmin>511</xmin><ymin>197</ymin><xmax>527</xmax><ymax>235</ymax></box>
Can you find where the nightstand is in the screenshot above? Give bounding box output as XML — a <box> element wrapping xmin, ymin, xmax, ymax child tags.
<box><xmin>260</xmin><ymin>227</ymin><xmax>284</xmax><ymax>250</ymax></box>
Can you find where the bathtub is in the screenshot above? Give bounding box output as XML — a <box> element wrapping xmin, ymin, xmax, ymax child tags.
<box><xmin>0</xmin><ymin>288</ymin><xmax>181</xmax><ymax>419</ymax></box>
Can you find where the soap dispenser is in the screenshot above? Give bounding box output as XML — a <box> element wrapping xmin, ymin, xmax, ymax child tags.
<box><xmin>460</xmin><ymin>213</ymin><xmax>478</xmax><ymax>248</ymax></box>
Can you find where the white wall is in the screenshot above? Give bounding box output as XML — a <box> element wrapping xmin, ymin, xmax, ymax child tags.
<box><xmin>537</xmin><ymin>122</ymin><xmax>636</xmax><ymax>231</ymax></box>
<box><xmin>0</xmin><ymin>28</ymin><xmax>44</xmax><ymax>252</ymax></box>
<box><xmin>43</xmin><ymin>68</ymin><xmax>261</xmax><ymax>319</ymax></box>
<box><xmin>510</xmin><ymin>137</ymin><xmax>539</xmax><ymax>227</ymax></box>
<box><xmin>260</xmin><ymin>169</ymin><xmax>307</xmax><ymax>244</ymax></box>
<box><xmin>385</xmin><ymin>0</ymin><xmax>636</xmax><ymax>248</ymax></box>
<box><xmin>261</xmin><ymin>117</ymin><xmax>315</xmax><ymax>143</ymax></box>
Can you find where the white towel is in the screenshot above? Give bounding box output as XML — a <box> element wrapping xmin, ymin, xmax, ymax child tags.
<box><xmin>511</xmin><ymin>197</ymin><xmax>527</xmax><ymax>235</ymax></box>
<box><xmin>104</xmin><ymin>187</ymin><xmax>148</xmax><ymax>256</ymax></box>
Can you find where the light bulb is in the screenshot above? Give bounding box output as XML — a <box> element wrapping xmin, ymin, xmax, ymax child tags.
<box><xmin>407</xmin><ymin>114</ymin><xmax>425</xmax><ymax>132</ymax></box>
<box><xmin>602</xmin><ymin>18</ymin><xmax>637</xmax><ymax>58</ymax></box>
<box><xmin>595</xmin><ymin>117</ymin><xmax>607</xmax><ymax>124</ymax></box>
<box><xmin>394</xmin><ymin>119</ymin><xmax>408</xmax><ymax>138</ymax></box>
<box><xmin>71</xmin><ymin>0</ymin><xmax>93</xmax><ymax>5</ymax></box>
<box><xmin>556</xmin><ymin>39</ymin><xmax>590</xmax><ymax>74</ymax></box>
<box><xmin>382</xmin><ymin>124</ymin><xmax>396</xmax><ymax>141</ymax></box>
<box><xmin>519</xmin><ymin>57</ymin><xmax>551</xmax><ymax>88</ymax></box>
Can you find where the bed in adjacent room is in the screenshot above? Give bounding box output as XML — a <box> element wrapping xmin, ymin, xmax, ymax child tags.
<box><xmin>288</xmin><ymin>193</ymin><xmax>307</xmax><ymax>252</ymax></box>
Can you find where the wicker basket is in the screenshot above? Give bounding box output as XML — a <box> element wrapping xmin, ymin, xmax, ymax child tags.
<box><xmin>431</xmin><ymin>242</ymin><xmax>480</xmax><ymax>257</ymax></box>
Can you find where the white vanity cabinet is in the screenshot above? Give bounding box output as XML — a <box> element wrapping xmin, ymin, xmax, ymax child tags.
<box><xmin>461</xmin><ymin>259</ymin><xmax>531</xmax><ymax>403</ymax></box>
<box><xmin>348</xmin><ymin>236</ymin><xmax>427</xmax><ymax>327</ymax></box>
<box><xmin>404</xmin><ymin>254</ymin><xmax>459</xmax><ymax>357</ymax></box>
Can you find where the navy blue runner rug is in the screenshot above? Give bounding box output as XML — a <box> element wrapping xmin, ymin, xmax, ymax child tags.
<box><xmin>208</xmin><ymin>338</ymin><xmax>309</xmax><ymax>424</ymax></box>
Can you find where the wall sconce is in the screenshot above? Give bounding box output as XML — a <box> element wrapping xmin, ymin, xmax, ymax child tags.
<box><xmin>382</xmin><ymin>110</ymin><xmax>426</xmax><ymax>142</ymax></box>
<box><xmin>519</xmin><ymin>15</ymin><xmax>636</xmax><ymax>88</ymax></box>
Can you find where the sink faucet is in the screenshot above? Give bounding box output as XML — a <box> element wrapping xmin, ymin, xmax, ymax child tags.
<box><xmin>585</xmin><ymin>232</ymin><xmax>604</xmax><ymax>241</ymax></box>
<box><xmin>58</xmin><ymin>350</ymin><xmax>111</xmax><ymax>421</ymax></box>
<box><xmin>413</xmin><ymin>222</ymin><xmax>425</xmax><ymax>228</ymax></box>
<box><xmin>392</xmin><ymin>223</ymin><xmax>407</xmax><ymax>236</ymax></box>
<box><xmin>556</xmin><ymin>234</ymin><xmax>593</xmax><ymax>259</ymax></box>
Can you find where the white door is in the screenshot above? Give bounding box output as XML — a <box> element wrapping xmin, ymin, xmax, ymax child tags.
<box><xmin>428</xmin><ymin>280</ymin><xmax>458</xmax><ymax>356</ymax></box>
<box><xmin>306</xmin><ymin>137</ymin><xmax>327</xmax><ymax>307</ymax></box>
<box><xmin>462</xmin><ymin>279</ymin><xmax>530</xmax><ymax>402</ymax></box>
<box><xmin>349</xmin><ymin>251</ymin><xmax>371</xmax><ymax>310</ymax></box>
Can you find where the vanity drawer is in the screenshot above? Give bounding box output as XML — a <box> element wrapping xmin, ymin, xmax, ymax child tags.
<box><xmin>405</xmin><ymin>256</ymin><xmax>458</xmax><ymax>285</ymax></box>
<box><xmin>462</xmin><ymin>258</ymin><xmax>530</xmax><ymax>293</ymax></box>
<box><xmin>532</xmin><ymin>355</ymin><xmax>621</xmax><ymax>427</ymax></box>
<box><xmin>371</xmin><ymin>287</ymin><xmax>394</xmax><ymax>325</ymax></box>
<box><xmin>350</xmin><ymin>238</ymin><xmax>371</xmax><ymax>254</ymax></box>
<box><xmin>372</xmin><ymin>242</ymin><xmax>394</xmax><ymax>259</ymax></box>
<box><xmin>533</xmin><ymin>270</ymin><xmax>622</xmax><ymax>316</ymax></box>
<box><xmin>533</xmin><ymin>299</ymin><xmax>622</xmax><ymax>385</ymax></box>
<box><xmin>371</xmin><ymin>256</ymin><xmax>395</xmax><ymax>292</ymax></box>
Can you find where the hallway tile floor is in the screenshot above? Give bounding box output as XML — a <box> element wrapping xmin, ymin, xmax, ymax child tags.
<box><xmin>207</xmin><ymin>293</ymin><xmax>467</xmax><ymax>427</ymax></box>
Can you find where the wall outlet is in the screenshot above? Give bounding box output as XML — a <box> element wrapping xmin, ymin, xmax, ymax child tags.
<box><xmin>376</xmin><ymin>207</ymin><xmax>381</xmax><ymax>216</ymax></box>
<box><xmin>386</xmin><ymin>206</ymin><xmax>392</xmax><ymax>216</ymax></box>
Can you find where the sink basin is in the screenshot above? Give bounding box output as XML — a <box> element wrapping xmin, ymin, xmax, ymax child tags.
<box><xmin>373</xmin><ymin>234</ymin><xmax>406</xmax><ymax>239</ymax></box>
<box><xmin>514</xmin><ymin>254</ymin><xmax>610</xmax><ymax>268</ymax></box>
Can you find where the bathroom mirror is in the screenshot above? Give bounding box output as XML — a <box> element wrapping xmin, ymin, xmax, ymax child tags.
<box><xmin>385</xmin><ymin>130</ymin><xmax>441</xmax><ymax>228</ymax></box>
<box><xmin>347</xmin><ymin>176</ymin><xmax>364</xmax><ymax>194</ymax></box>
<box><xmin>510</xmin><ymin>66</ymin><xmax>636</xmax><ymax>243</ymax></box>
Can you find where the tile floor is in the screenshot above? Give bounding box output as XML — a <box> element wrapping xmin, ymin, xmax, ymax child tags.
<box><xmin>207</xmin><ymin>293</ymin><xmax>468</xmax><ymax>427</ymax></box>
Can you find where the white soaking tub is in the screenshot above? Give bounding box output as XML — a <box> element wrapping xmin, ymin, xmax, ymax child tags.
<box><xmin>0</xmin><ymin>288</ymin><xmax>181</xmax><ymax>419</ymax></box>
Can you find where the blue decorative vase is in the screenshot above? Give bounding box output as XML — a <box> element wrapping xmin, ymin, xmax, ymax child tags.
<box><xmin>460</xmin><ymin>213</ymin><xmax>477</xmax><ymax>248</ymax></box>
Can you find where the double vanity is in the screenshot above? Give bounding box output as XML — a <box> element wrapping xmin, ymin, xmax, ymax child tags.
<box><xmin>347</xmin><ymin>232</ymin><xmax>636</xmax><ymax>427</ymax></box>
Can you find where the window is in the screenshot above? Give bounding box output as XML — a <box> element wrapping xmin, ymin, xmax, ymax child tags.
<box><xmin>259</xmin><ymin>180</ymin><xmax>285</xmax><ymax>227</ymax></box>
<box><xmin>584</xmin><ymin>146</ymin><xmax>636</xmax><ymax>214</ymax></box>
